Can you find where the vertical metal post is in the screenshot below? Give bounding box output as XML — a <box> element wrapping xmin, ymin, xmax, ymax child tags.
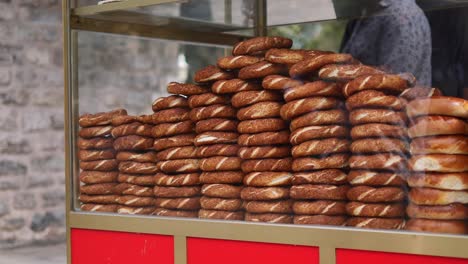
<box><xmin>224</xmin><ymin>0</ymin><xmax>233</xmax><ymax>55</ymax></box>
<box><xmin>254</xmin><ymin>0</ymin><xmax>267</xmax><ymax>36</ymax></box>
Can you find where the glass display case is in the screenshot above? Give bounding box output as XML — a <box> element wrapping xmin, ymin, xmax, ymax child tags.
<box><xmin>64</xmin><ymin>1</ymin><xmax>468</xmax><ymax>263</ymax></box>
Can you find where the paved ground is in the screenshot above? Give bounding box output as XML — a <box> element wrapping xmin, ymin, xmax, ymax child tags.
<box><xmin>0</xmin><ymin>243</ymin><xmax>66</xmax><ymax>264</ymax></box>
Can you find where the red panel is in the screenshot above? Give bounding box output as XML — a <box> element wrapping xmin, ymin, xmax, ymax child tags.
<box><xmin>71</xmin><ymin>228</ymin><xmax>174</xmax><ymax>264</ymax></box>
<box><xmin>187</xmin><ymin>237</ymin><xmax>319</xmax><ymax>264</ymax></box>
<box><xmin>337</xmin><ymin>249</ymin><xmax>468</xmax><ymax>264</ymax></box>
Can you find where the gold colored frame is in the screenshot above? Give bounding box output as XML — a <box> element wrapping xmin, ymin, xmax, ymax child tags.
<box><xmin>63</xmin><ymin>1</ymin><xmax>468</xmax><ymax>264</ymax></box>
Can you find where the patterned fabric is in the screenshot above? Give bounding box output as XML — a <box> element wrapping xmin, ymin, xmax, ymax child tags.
<box><xmin>341</xmin><ymin>0</ymin><xmax>432</xmax><ymax>86</ymax></box>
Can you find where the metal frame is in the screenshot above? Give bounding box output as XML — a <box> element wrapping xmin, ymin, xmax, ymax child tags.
<box><xmin>64</xmin><ymin>1</ymin><xmax>468</xmax><ymax>264</ymax></box>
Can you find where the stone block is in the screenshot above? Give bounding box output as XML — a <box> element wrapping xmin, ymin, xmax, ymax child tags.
<box><xmin>0</xmin><ymin>201</ymin><xmax>9</xmax><ymax>216</ymax></box>
<box><xmin>42</xmin><ymin>189</ymin><xmax>65</xmax><ymax>207</ymax></box>
<box><xmin>0</xmin><ymin>177</ymin><xmax>21</xmax><ymax>191</ymax></box>
<box><xmin>30</xmin><ymin>154</ymin><xmax>64</xmax><ymax>172</ymax></box>
<box><xmin>30</xmin><ymin>210</ymin><xmax>64</xmax><ymax>232</ymax></box>
<box><xmin>0</xmin><ymin>3</ymin><xmax>14</xmax><ymax>21</ymax></box>
<box><xmin>26</xmin><ymin>174</ymin><xmax>54</xmax><ymax>188</ymax></box>
<box><xmin>30</xmin><ymin>87</ymin><xmax>63</xmax><ymax>107</ymax></box>
<box><xmin>13</xmin><ymin>192</ymin><xmax>36</xmax><ymax>210</ymax></box>
<box><xmin>0</xmin><ymin>160</ymin><xmax>27</xmax><ymax>176</ymax></box>
<box><xmin>0</xmin><ymin>67</ymin><xmax>11</xmax><ymax>86</ymax></box>
<box><xmin>0</xmin><ymin>136</ymin><xmax>31</xmax><ymax>154</ymax></box>
<box><xmin>1</xmin><ymin>217</ymin><xmax>26</xmax><ymax>231</ymax></box>
<box><xmin>0</xmin><ymin>89</ymin><xmax>29</xmax><ymax>106</ymax></box>
<box><xmin>0</xmin><ymin>109</ymin><xmax>18</xmax><ymax>131</ymax></box>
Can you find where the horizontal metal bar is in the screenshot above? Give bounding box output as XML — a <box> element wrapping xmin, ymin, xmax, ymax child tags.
<box><xmin>73</xmin><ymin>0</ymin><xmax>182</xmax><ymax>16</ymax></box>
<box><xmin>71</xmin><ymin>16</ymin><xmax>246</xmax><ymax>46</ymax></box>
<box><xmin>69</xmin><ymin>212</ymin><xmax>468</xmax><ymax>259</ymax></box>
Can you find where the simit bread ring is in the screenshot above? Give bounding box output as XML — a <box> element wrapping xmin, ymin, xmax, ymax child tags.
<box><xmin>405</xmin><ymin>219</ymin><xmax>467</xmax><ymax>234</ymax></box>
<box><xmin>290</xmin><ymin>184</ymin><xmax>349</xmax><ymax>200</ymax></box>
<box><xmin>116</xmin><ymin>195</ymin><xmax>156</xmax><ymax>207</ymax></box>
<box><xmin>232</xmin><ymin>36</ymin><xmax>292</xmax><ymax>56</ymax></box>
<box><xmin>154</xmin><ymin>172</ymin><xmax>200</xmax><ymax>186</ymax></box>
<box><xmin>201</xmin><ymin>184</ymin><xmax>242</xmax><ymax>198</ymax></box>
<box><xmin>152</xmin><ymin>95</ymin><xmax>188</xmax><ymax>112</ymax></box>
<box><xmin>262</xmin><ymin>75</ymin><xmax>303</xmax><ymax>90</ymax></box>
<box><xmin>195</xmin><ymin>118</ymin><xmax>238</xmax><ymax>133</ymax></box>
<box><xmin>196</xmin><ymin>144</ymin><xmax>239</xmax><ymax>158</ymax></box>
<box><xmin>118</xmin><ymin>161</ymin><xmax>158</xmax><ymax>174</ymax></box>
<box><xmin>151</xmin><ymin>121</ymin><xmax>194</xmax><ymax>138</ymax></box>
<box><xmin>290</xmin><ymin>110</ymin><xmax>347</xmax><ymax>130</ymax></box>
<box><xmin>153</xmin><ymin>134</ymin><xmax>195</xmax><ymax>151</ymax></box>
<box><xmin>350</xmin><ymin>138</ymin><xmax>408</xmax><ymax>154</ymax></box>
<box><xmin>111</xmin><ymin>122</ymin><xmax>153</xmax><ymax>138</ymax></box>
<box><xmin>292</xmin><ymin>169</ymin><xmax>347</xmax><ymax>185</ymax></box>
<box><xmin>238</xmin><ymin>131</ymin><xmax>289</xmax><ymax>146</ymax></box>
<box><xmin>114</xmin><ymin>183</ymin><xmax>153</xmax><ymax>197</ymax></box>
<box><xmin>408</xmin><ymin>188</ymin><xmax>468</xmax><ymax>205</ymax></box>
<box><xmin>292</xmin><ymin>154</ymin><xmax>349</xmax><ymax>171</ymax></box>
<box><xmin>194</xmin><ymin>65</ymin><xmax>235</xmax><ymax>83</ymax></box>
<box><xmin>244</xmin><ymin>200</ymin><xmax>293</xmax><ymax>214</ymax></box>
<box><xmin>153</xmin><ymin>208</ymin><xmax>198</xmax><ymax>218</ymax></box>
<box><xmin>78</xmin><ymin>149</ymin><xmax>115</xmax><ymax>161</ymax></box>
<box><xmin>153</xmin><ymin>186</ymin><xmax>200</xmax><ymax>198</ymax></box>
<box><xmin>319</xmin><ymin>64</ymin><xmax>384</xmax><ymax>82</ymax></box>
<box><xmin>200</xmin><ymin>197</ymin><xmax>242</xmax><ymax>211</ymax></box>
<box><xmin>347</xmin><ymin>170</ymin><xmax>407</xmax><ymax>186</ymax></box>
<box><xmin>79</xmin><ymin>159</ymin><xmax>118</xmax><ymax>171</ymax></box>
<box><xmin>111</xmin><ymin>115</ymin><xmax>137</xmax><ymax>126</ymax></box>
<box><xmin>156</xmin><ymin>146</ymin><xmax>197</xmax><ymax>161</ymax></box>
<box><xmin>241</xmin><ymin>187</ymin><xmax>289</xmax><ymax>200</ymax></box>
<box><xmin>289</xmin><ymin>53</ymin><xmax>355</xmax><ymax>77</ymax></box>
<box><xmin>113</xmin><ymin>135</ymin><xmax>153</xmax><ymax>151</ymax></box>
<box><xmin>199</xmin><ymin>209</ymin><xmax>244</xmax><ymax>220</ymax></box>
<box><xmin>409</xmin><ymin>154</ymin><xmax>468</xmax><ymax>172</ymax></box>
<box><xmin>151</xmin><ymin>108</ymin><xmax>190</xmax><ymax>124</ymax></box>
<box><xmin>280</xmin><ymin>97</ymin><xmax>342</xmax><ymax>120</ymax></box>
<box><xmin>265</xmin><ymin>48</ymin><xmax>330</xmax><ymax>64</ymax></box>
<box><xmin>157</xmin><ymin>159</ymin><xmax>200</xmax><ymax>173</ymax></box>
<box><xmin>231</xmin><ymin>90</ymin><xmax>282</xmax><ymax>108</ymax></box>
<box><xmin>212</xmin><ymin>79</ymin><xmax>261</xmax><ymax>94</ymax></box>
<box><xmin>239</xmin><ymin>146</ymin><xmax>291</xmax><ymax>159</ymax></box>
<box><xmin>238</xmin><ymin>118</ymin><xmax>286</xmax><ymax>134</ymax></box>
<box><xmin>293</xmin><ymin>200</ymin><xmax>347</xmax><ymax>215</ymax></box>
<box><xmin>190</xmin><ymin>104</ymin><xmax>237</xmax><ymax>122</ymax></box>
<box><xmin>294</xmin><ymin>215</ymin><xmax>346</xmax><ymax>226</ymax></box>
<box><xmin>343</xmin><ymin>74</ymin><xmax>408</xmax><ymax>97</ymax></box>
<box><xmin>245</xmin><ymin>213</ymin><xmax>293</xmax><ymax>224</ymax></box>
<box><xmin>136</xmin><ymin>115</ymin><xmax>154</xmax><ymax>124</ymax></box>
<box><xmin>410</xmin><ymin>136</ymin><xmax>468</xmax><ymax>155</ymax></box>
<box><xmin>117</xmin><ymin>206</ymin><xmax>156</xmax><ymax>215</ymax></box>
<box><xmin>194</xmin><ymin>132</ymin><xmax>238</xmax><ymax>146</ymax></box>
<box><xmin>408</xmin><ymin>116</ymin><xmax>468</xmax><ymax>138</ymax></box>
<box><xmin>408</xmin><ymin>172</ymin><xmax>468</xmax><ymax>190</ymax></box>
<box><xmin>346</xmin><ymin>202</ymin><xmax>405</xmax><ymax>218</ymax></box>
<box><xmin>400</xmin><ymin>87</ymin><xmax>443</xmax><ymax>103</ymax></box>
<box><xmin>238</xmin><ymin>61</ymin><xmax>288</xmax><ymax>79</ymax></box>
<box><xmin>237</xmin><ymin>101</ymin><xmax>282</xmax><ymax>120</ymax></box>
<box><xmin>200</xmin><ymin>171</ymin><xmax>244</xmax><ymax>184</ymax></box>
<box><xmin>350</xmin><ymin>123</ymin><xmax>407</xmax><ymax>139</ymax></box>
<box><xmin>188</xmin><ymin>93</ymin><xmax>229</xmax><ymax>108</ymax></box>
<box><xmin>81</xmin><ymin>204</ymin><xmax>118</xmax><ymax>213</ymax></box>
<box><xmin>118</xmin><ymin>174</ymin><xmax>155</xmax><ymax>186</ymax></box>
<box><xmin>77</xmin><ymin>137</ymin><xmax>114</xmax><ymax>150</ymax></box>
<box><xmin>217</xmin><ymin>55</ymin><xmax>263</xmax><ymax>70</ymax></box>
<box><xmin>167</xmin><ymin>82</ymin><xmax>209</xmax><ymax>96</ymax></box>
<box><xmin>79</xmin><ymin>171</ymin><xmax>118</xmax><ymax>184</ymax></box>
<box><xmin>78</xmin><ymin>126</ymin><xmax>112</xmax><ymax>138</ymax></box>
<box><xmin>290</xmin><ymin>125</ymin><xmax>349</xmax><ymax>145</ymax></box>
<box><xmin>406</xmin><ymin>96</ymin><xmax>468</xmax><ymax>119</ymax></box>
<box><xmin>79</xmin><ymin>183</ymin><xmax>117</xmax><ymax>195</ymax></box>
<box><xmin>241</xmin><ymin>158</ymin><xmax>292</xmax><ymax>173</ymax></box>
<box><xmin>407</xmin><ymin>203</ymin><xmax>467</xmax><ymax>220</ymax></box>
<box><xmin>116</xmin><ymin>151</ymin><xmax>156</xmax><ymax>162</ymax></box>
<box><xmin>78</xmin><ymin>194</ymin><xmax>118</xmax><ymax>204</ymax></box>
<box><xmin>346</xmin><ymin>90</ymin><xmax>404</xmax><ymax>111</ymax></box>
<box><xmin>79</xmin><ymin>109</ymin><xmax>127</xmax><ymax>127</ymax></box>
<box><xmin>349</xmin><ymin>153</ymin><xmax>407</xmax><ymax>171</ymax></box>
<box><xmin>154</xmin><ymin>197</ymin><xmax>201</xmax><ymax>210</ymax></box>
<box><xmin>283</xmin><ymin>81</ymin><xmax>343</xmax><ymax>102</ymax></box>
<box><xmin>347</xmin><ymin>217</ymin><xmax>405</xmax><ymax>229</ymax></box>
<box><xmin>200</xmin><ymin>156</ymin><xmax>241</xmax><ymax>171</ymax></box>
<box><xmin>292</xmin><ymin>138</ymin><xmax>349</xmax><ymax>157</ymax></box>
<box><xmin>349</xmin><ymin>109</ymin><xmax>407</xmax><ymax>125</ymax></box>
<box><xmin>347</xmin><ymin>186</ymin><xmax>405</xmax><ymax>203</ymax></box>
<box><xmin>243</xmin><ymin>172</ymin><xmax>292</xmax><ymax>187</ymax></box>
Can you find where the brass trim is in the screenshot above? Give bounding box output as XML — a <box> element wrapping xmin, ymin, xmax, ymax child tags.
<box><xmin>71</xmin><ymin>16</ymin><xmax>246</xmax><ymax>46</ymax></box>
<box><xmin>320</xmin><ymin>247</ymin><xmax>336</xmax><ymax>264</ymax></box>
<box><xmin>174</xmin><ymin>236</ymin><xmax>187</xmax><ymax>264</ymax></box>
<box><xmin>69</xmin><ymin>212</ymin><xmax>468</xmax><ymax>259</ymax></box>
<box><xmin>254</xmin><ymin>0</ymin><xmax>267</xmax><ymax>36</ymax></box>
<box><xmin>73</xmin><ymin>0</ymin><xmax>182</xmax><ymax>16</ymax></box>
